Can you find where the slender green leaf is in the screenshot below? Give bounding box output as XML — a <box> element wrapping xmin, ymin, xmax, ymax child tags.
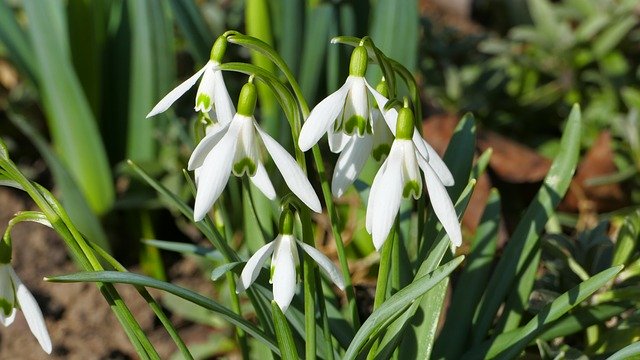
<box><xmin>593</xmin><ymin>15</ymin><xmax>637</xmax><ymax>58</ymax></box>
<box><xmin>272</xmin><ymin>301</ymin><xmax>300</xmax><ymax>360</ymax></box>
<box><xmin>299</xmin><ymin>4</ymin><xmax>333</xmax><ymax>101</ymax></box>
<box><xmin>471</xmin><ymin>105</ymin><xmax>582</xmax><ymax>344</ymax></box>
<box><xmin>8</xmin><ymin>111</ymin><xmax>111</xmax><ymax>251</ymax></box>
<box><xmin>168</xmin><ymin>0</ymin><xmax>212</xmax><ymax>63</ymax></box>
<box><xmin>143</xmin><ymin>239</ymin><xmax>223</xmax><ymax>261</ymax></box>
<box><xmin>47</xmin><ymin>271</ymin><xmax>280</xmax><ymax>354</ymax></box>
<box><xmin>435</xmin><ymin>189</ymin><xmax>501</xmax><ymax>359</ymax></box>
<box><xmin>343</xmin><ymin>256</ymin><xmax>465</xmax><ymax>360</ymax></box>
<box><xmin>0</xmin><ymin>0</ymin><xmax>36</xmax><ymax>80</ymax></box>
<box><xmin>24</xmin><ymin>0</ymin><xmax>114</xmax><ymax>215</ymax></box>
<box><xmin>605</xmin><ymin>339</ymin><xmax>640</xmax><ymax>360</ymax></box>
<box><xmin>611</xmin><ymin>212</ymin><xmax>640</xmax><ymax>267</ymax></box>
<box><xmin>463</xmin><ymin>265</ymin><xmax>623</xmax><ymax>359</ymax></box>
<box><xmin>540</xmin><ymin>303</ymin><xmax>629</xmax><ymax>341</ymax></box>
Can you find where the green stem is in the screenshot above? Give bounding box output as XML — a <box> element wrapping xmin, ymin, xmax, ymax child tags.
<box><xmin>315</xmin><ymin>271</ymin><xmax>335</xmax><ymax>360</ymax></box>
<box><xmin>367</xmin><ymin>226</ymin><xmax>396</xmax><ymax>359</ymax></box>
<box><xmin>300</xmin><ymin>209</ymin><xmax>317</xmax><ymax>360</ymax></box>
<box><xmin>227</xmin><ymin>272</ymin><xmax>251</xmax><ymax>359</ymax></box>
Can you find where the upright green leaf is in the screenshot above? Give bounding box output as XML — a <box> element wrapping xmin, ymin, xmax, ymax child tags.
<box><xmin>24</xmin><ymin>0</ymin><xmax>114</xmax><ymax>215</ymax></box>
<box><xmin>0</xmin><ymin>0</ymin><xmax>37</xmax><ymax>81</ymax></box>
<box><xmin>434</xmin><ymin>189</ymin><xmax>501</xmax><ymax>359</ymax></box>
<box><xmin>471</xmin><ymin>105</ymin><xmax>582</xmax><ymax>345</ymax></box>
<box><xmin>271</xmin><ymin>301</ymin><xmax>300</xmax><ymax>360</ymax></box>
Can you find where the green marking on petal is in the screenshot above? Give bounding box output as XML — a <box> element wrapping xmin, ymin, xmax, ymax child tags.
<box><xmin>344</xmin><ymin>114</ymin><xmax>368</xmax><ymax>136</ymax></box>
<box><xmin>0</xmin><ymin>298</ymin><xmax>13</xmax><ymax>316</ymax></box>
<box><xmin>233</xmin><ymin>158</ymin><xmax>257</xmax><ymax>177</ymax></box>
<box><xmin>372</xmin><ymin>144</ymin><xmax>391</xmax><ymax>162</ymax></box>
<box><xmin>402</xmin><ymin>180</ymin><xmax>421</xmax><ymax>199</ymax></box>
<box><xmin>196</xmin><ymin>93</ymin><xmax>211</xmax><ymax>111</ymax></box>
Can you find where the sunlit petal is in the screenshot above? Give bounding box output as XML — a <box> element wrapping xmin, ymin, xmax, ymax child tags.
<box><xmin>0</xmin><ymin>308</ymin><xmax>16</xmax><ymax>327</ymax></box>
<box><xmin>193</xmin><ymin>118</ymin><xmax>242</xmax><ymax>221</ymax></box>
<box><xmin>298</xmin><ymin>241</ymin><xmax>345</xmax><ymax>290</ymax></box>
<box><xmin>332</xmin><ymin>135</ymin><xmax>373</xmax><ymax>197</ymax></box>
<box><xmin>188</xmin><ymin>122</ymin><xmax>229</xmax><ymax>171</ymax></box>
<box><xmin>418</xmin><ymin>155</ymin><xmax>462</xmax><ymax>247</ymax></box>
<box><xmin>195</xmin><ymin>65</ymin><xmax>216</xmax><ymax>113</ymax></box>
<box><xmin>146</xmin><ymin>64</ymin><xmax>207</xmax><ymax>118</ymax></box>
<box><xmin>255</xmin><ymin>123</ymin><xmax>322</xmax><ymax>213</ymax></box>
<box><xmin>249</xmin><ymin>162</ymin><xmax>276</xmax><ymax>200</ymax></box>
<box><xmin>237</xmin><ymin>240</ymin><xmax>276</xmax><ymax>293</ymax></box>
<box><xmin>422</xmin><ymin>139</ymin><xmax>455</xmax><ymax>186</ymax></box>
<box><xmin>11</xmin><ymin>269</ymin><xmax>52</xmax><ymax>354</ymax></box>
<box><xmin>365</xmin><ymin>160</ymin><xmax>388</xmax><ymax>233</ymax></box>
<box><xmin>368</xmin><ymin>145</ymin><xmax>403</xmax><ymax>250</ymax></box>
<box><xmin>298</xmin><ymin>77</ymin><xmax>353</xmax><ymax>152</ymax></box>
<box><xmin>212</xmin><ymin>68</ymin><xmax>235</xmax><ymax>125</ymax></box>
<box><xmin>272</xmin><ymin>235</ymin><xmax>297</xmax><ymax>311</ymax></box>
<box><xmin>328</xmin><ymin>127</ymin><xmax>351</xmax><ymax>153</ymax></box>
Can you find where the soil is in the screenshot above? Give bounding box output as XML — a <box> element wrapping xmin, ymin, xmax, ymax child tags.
<box><xmin>0</xmin><ymin>188</ymin><xmax>210</xmax><ymax>360</ymax></box>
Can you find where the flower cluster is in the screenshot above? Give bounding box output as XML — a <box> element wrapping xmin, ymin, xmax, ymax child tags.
<box><xmin>299</xmin><ymin>44</ymin><xmax>461</xmax><ymax>251</ymax></box>
<box><xmin>147</xmin><ymin>35</ymin><xmax>461</xmax><ymax>311</ymax></box>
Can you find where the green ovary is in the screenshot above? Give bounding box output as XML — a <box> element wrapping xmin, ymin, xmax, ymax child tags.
<box><xmin>402</xmin><ymin>180</ymin><xmax>421</xmax><ymax>199</ymax></box>
<box><xmin>0</xmin><ymin>298</ymin><xmax>13</xmax><ymax>317</ymax></box>
<box><xmin>233</xmin><ymin>158</ymin><xmax>257</xmax><ymax>177</ymax></box>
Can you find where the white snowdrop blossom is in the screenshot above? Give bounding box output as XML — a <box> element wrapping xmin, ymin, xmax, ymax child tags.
<box><xmin>298</xmin><ymin>46</ymin><xmax>394</xmax><ymax>197</ymax></box>
<box><xmin>366</xmin><ymin>107</ymin><xmax>462</xmax><ymax>251</ymax></box>
<box><xmin>0</xmin><ymin>264</ymin><xmax>52</xmax><ymax>354</ymax></box>
<box><xmin>146</xmin><ymin>36</ymin><xmax>234</xmax><ymax>125</ymax></box>
<box><xmin>236</xmin><ymin>211</ymin><xmax>345</xmax><ymax>311</ymax></box>
<box><xmin>189</xmin><ymin>82</ymin><xmax>322</xmax><ymax>221</ymax></box>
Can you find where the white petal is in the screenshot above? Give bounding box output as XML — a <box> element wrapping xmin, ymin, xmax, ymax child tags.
<box><xmin>328</xmin><ymin>127</ymin><xmax>351</xmax><ymax>153</ymax></box>
<box><xmin>188</xmin><ymin>122</ymin><xmax>229</xmax><ymax>171</ymax></box>
<box><xmin>368</xmin><ymin>145</ymin><xmax>403</xmax><ymax>251</ymax></box>
<box><xmin>193</xmin><ymin>118</ymin><xmax>242</xmax><ymax>221</ymax></box>
<box><xmin>272</xmin><ymin>236</ymin><xmax>297</xmax><ymax>311</ymax></box>
<box><xmin>0</xmin><ymin>307</ymin><xmax>16</xmax><ymax>326</ymax></box>
<box><xmin>422</xmin><ymin>139</ymin><xmax>455</xmax><ymax>186</ymax></box>
<box><xmin>233</xmin><ymin>116</ymin><xmax>260</xmax><ymax>175</ymax></box>
<box><xmin>195</xmin><ymin>65</ymin><xmax>216</xmax><ymax>112</ymax></box>
<box><xmin>298</xmin><ymin>241</ymin><xmax>345</xmax><ymax>290</ymax></box>
<box><xmin>255</xmin><ymin>123</ymin><xmax>322</xmax><ymax>213</ymax></box>
<box><xmin>237</xmin><ymin>240</ymin><xmax>276</xmax><ymax>293</ymax></box>
<box><xmin>249</xmin><ymin>162</ymin><xmax>276</xmax><ymax>200</ymax></box>
<box><xmin>10</xmin><ymin>269</ymin><xmax>52</xmax><ymax>354</ymax></box>
<box><xmin>418</xmin><ymin>155</ymin><xmax>462</xmax><ymax>247</ymax></box>
<box><xmin>298</xmin><ymin>77</ymin><xmax>353</xmax><ymax>152</ymax></box>
<box><xmin>348</xmin><ymin>77</ymin><xmax>369</xmax><ymax>120</ymax></box>
<box><xmin>365</xmin><ymin>160</ymin><xmax>388</xmax><ymax>233</ymax></box>
<box><xmin>366</xmin><ymin>80</ymin><xmax>391</xmax><ymax>119</ymax></box>
<box><xmin>146</xmin><ymin>64</ymin><xmax>207</xmax><ymax>118</ymax></box>
<box><xmin>332</xmin><ymin>135</ymin><xmax>373</xmax><ymax>197</ymax></box>
<box><xmin>212</xmin><ymin>69</ymin><xmax>235</xmax><ymax>125</ymax></box>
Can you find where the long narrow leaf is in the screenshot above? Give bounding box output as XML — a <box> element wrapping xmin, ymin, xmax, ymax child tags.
<box><xmin>24</xmin><ymin>0</ymin><xmax>114</xmax><ymax>215</ymax></box>
<box><xmin>471</xmin><ymin>104</ymin><xmax>582</xmax><ymax>344</ymax></box>
<box><xmin>46</xmin><ymin>271</ymin><xmax>280</xmax><ymax>354</ymax></box>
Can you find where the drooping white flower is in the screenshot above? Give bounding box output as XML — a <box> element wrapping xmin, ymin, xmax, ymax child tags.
<box><xmin>189</xmin><ymin>82</ymin><xmax>322</xmax><ymax>221</ymax></box>
<box><xmin>366</xmin><ymin>107</ymin><xmax>461</xmax><ymax>251</ymax></box>
<box><xmin>146</xmin><ymin>36</ymin><xmax>234</xmax><ymax>125</ymax></box>
<box><xmin>236</xmin><ymin>211</ymin><xmax>345</xmax><ymax>311</ymax></box>
<box><xmin>0</xmin><ymin>264</ymin><xmax>52</xmax><ymax>354</ymax></box>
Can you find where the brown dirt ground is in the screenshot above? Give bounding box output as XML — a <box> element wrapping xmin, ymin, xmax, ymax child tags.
<box><xmin>0</xmin><ymin>188</ymin><xmax>213</xmax><ymax>360</ymax></box>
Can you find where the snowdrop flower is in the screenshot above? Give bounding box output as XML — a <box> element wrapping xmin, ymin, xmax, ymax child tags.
<box><xmin>0</xmin><ymin>263</ymin><xmax>52</xmax><ymax>354</ymax></box>
<box><xmin>146</xmin><ymin>36</ymin><xmax>234</xmax><ymax>125</ymax></box>
<box><xmin>366</xmin><ymin>106</ymin><xmax>461</xmax><ymax>251</ymax></box>
<box><xmin>331</xmin><ymin>79</ymin><xmax>394</xmax><ymax>197</ymax></box>
<box><xmin>189</xmin><ymin>81</ymin><xmax>322</xmax><ymax>221</ymax></box>
<box><xmin>236</xmin><ymin>209</ymin><xmax>345</xmax><ymax>311</ymax></box>
<box><xmin>298</xmin><ymin>45</ymin><xmax>386</xmax><ymax>154</ymax></box>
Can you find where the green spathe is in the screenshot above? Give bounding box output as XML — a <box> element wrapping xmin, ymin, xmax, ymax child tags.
<box><xmin>396</xmin><ymin>107</ymin><xmax>415</xmax><ymax>140</ymax></box>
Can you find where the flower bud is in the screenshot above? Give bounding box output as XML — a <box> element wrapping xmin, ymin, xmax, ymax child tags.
<box><xmin>349</xmin><ymin>46</ymin><xmax>368</xmax><ymax>77</ymax></box>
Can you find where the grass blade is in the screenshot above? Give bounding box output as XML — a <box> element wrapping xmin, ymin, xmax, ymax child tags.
<box><xmin>343</xmin><ymin>256</ymin><xmax>465</xmax><ymax>360</ymax></box>
<box><xmin>272</xmin><ymin>301</ymin><xmax>301</xmax><ymax>360</ymax></box>
<box><xmin>471</xmin><ymin>104</ymin><xmax>582</xmax><ymax>344</ymax></box>
<box><xmin>24</xmin><ymin>0</ymin><xmax>115</xmax><ymax>215</ymax></box>
<box><xmin>47</xmin><ymin>270</ymin><xmax>280</xmax><ymax>355</ymax></box>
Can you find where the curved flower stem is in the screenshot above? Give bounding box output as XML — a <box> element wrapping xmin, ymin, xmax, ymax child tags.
<box><xmin>315</xmin><ymin>271</ymin><xmax>335</xmax><ymax>360</ymax></box>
